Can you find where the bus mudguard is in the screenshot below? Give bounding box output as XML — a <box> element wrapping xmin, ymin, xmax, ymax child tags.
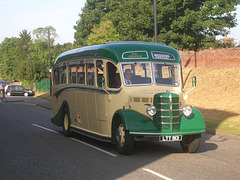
<box><xmin>114</xmin><ymin>109</ymin><xmax>155</xmax><ymax>133</ymax></box>
<box><xmin>179</xmin><ymin>107</ymin><xmax>206</xmax><ymax>133</ymax></box>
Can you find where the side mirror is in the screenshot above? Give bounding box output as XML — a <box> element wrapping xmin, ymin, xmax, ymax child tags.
<box><xmin>184</xmin><ymin>76</ymin><xmax>197</xmax><ymax>100</ymax></box>
<box><xmin>192</xmin><ymin>76</ymin><xmax>196</xmax><ymax>87</ymax></box>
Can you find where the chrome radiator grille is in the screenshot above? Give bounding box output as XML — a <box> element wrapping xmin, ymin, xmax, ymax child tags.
<box><xmin>154</xmin><ymin>92</ymin><xmax>180</xmax><ymax>131</ymax></box>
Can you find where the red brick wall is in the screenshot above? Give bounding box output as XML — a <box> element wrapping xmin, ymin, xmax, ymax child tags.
<box><xmin>179</xmin><ymin>48</ymin><xmax>240</xmax><ymax>68</ymax></box>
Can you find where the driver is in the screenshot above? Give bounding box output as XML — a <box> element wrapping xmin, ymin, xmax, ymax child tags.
<box><xmin>124</xmin><ymin>69</ymin><xmax>132</xmax><ymax>84</ymax></box>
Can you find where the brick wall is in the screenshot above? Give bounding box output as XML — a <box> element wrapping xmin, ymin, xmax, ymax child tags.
<box><xmin>179</xmin><ymin>47</ymin><xmax>240</xmax><ymax>68</ymax></box>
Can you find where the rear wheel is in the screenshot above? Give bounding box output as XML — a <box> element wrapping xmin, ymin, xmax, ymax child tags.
<box><xmin>6</xmin><ymin>92</ymin><xmax>11</xmax><ymax>96</ymax></box>
<box><xmin>180</xmin><ymin>134</ymin><xmax>201</xmax><ymax>153</ymax></box>
<box><xmin>63</xmin><ymin>108</ymin><xmax>71</xmax><ymax>137</ymax></box>
<box><xmin>115</xmin><ymin>121</ymin><xmax>134</xmax><ymax>155</ymax></box>
<box><xmin>24</xmin><ymin>92</ymin><xmax>28</xmax><ymax>97</ymax></box>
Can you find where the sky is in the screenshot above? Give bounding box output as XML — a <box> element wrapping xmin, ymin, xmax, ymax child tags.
<box><xmin>0</xmin><ymin>1</ymin><xmax>239</xmax><ymax>45</ymax></box>
<box><xmin>0</xmin><ymin>0</ymin><xmax>86</xmax><ymax>44</ymax></box>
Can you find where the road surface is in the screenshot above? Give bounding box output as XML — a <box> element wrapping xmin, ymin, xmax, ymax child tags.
<box><xmin>0</xmin><ymin>96</ymin><xmax>240</xmax><ymax>179</ymax></box>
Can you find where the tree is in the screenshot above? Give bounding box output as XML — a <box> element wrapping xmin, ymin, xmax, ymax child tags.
<box><xmin>17</xmin><ymin>30</ymin><xmax>33</xmax><ymax>81</ymax></box>
<box><xmin>33</xmin><ymin>26</ymin><xmax>59</xmax><ymax>72</ymax></box>
<box><xmin>107</xmin><ymin>0</ymin><xmax>153</xmax><ymax>42</ymax></box>
<box><xmin>156</xmin><ymin>0</ymin><xmax>240</xmax><ymax>51</ymax></box>
<box><xmin>32</xmin><ymin>26</ymin><xmax>58</xmax><ymax>43</ymax></box>
<box><xmin>74</xmin><ymin>0</ymin><xmax>240</xmax><ymax>51</ymax></box>
<box><xmin>74</xmin><ymin>0</ymin><xmax>108</xmax><ymax>46</ymax></box>
<box><xmin>87</xmin><ymin>20</ymin><xmax>120</xmax><ymax>45</ymax></box>
<box><xmin>0</xmin><ymin>27</ymin><xmax>73</xmax><ymax>85</ymax></box>
<box><xmin>0</xmin><ymin>37</ymin><xmax>19</xmax><ymax>81</ymax></box>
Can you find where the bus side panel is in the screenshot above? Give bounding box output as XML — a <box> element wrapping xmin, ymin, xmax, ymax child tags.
<box><xmin>86</xmin><ymin>91</ymin><xmax>98</xmax><ymax>132</ymax></box>
<box><xmin>180</xmin><ymin>108</ymin><xmax>206</xmax><ymax>133</ymax></box>
<box><xmin>96</xmin><ymin>93</ymin><xmax>109</xmax><ymax>136</ymax></box>
<box><xmin>75</xmin><ymin>91</ymin><xmax>88</xmax><ymax>130</ymax></box>
<box><xmin>68</xmin><ymin>89</ymin><xmax>77</xmax><ymax>126</ymax></box>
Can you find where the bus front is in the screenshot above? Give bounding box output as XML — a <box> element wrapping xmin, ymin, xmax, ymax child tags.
<box><xmin>114</xmin><ymin>48</ymin><xmax>205</xmax><ymax>155</ymax></box>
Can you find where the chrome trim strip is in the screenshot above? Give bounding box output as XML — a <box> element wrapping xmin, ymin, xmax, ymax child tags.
<box><xmin>129</xmin><ymin>130</ymin><xmax>206</xmax><ymax>135</ymax></box>
<box><xmin>160</xmin><ymin>116</ymin><xmax>170</xmax><ymax>118</ymax></box>
<box><xmin>158</xmin><ymin>122</ymin><xmax>179</xmax><ymax>125</ymax></box>
<box><xmin>158</xmin><ymin>103</ymin><xmax>170</xmax><ymax>105</ymax></box>
<box><xmin>160</xmin><ymin>109</ymin><xmax>170</xmax><ymax>112</ymax></box>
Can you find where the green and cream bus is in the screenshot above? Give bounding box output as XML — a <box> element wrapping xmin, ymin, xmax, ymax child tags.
<box><xmin>51</xmin><ymin>42</ymin><xmax>205</xmax><ymax>155</ymax></box>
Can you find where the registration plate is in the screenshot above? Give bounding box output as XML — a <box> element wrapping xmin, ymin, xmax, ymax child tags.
<box><xmin>159</xmin><ymin>135</ymin><xmax>182</xmax><ymax>142</ymax></box>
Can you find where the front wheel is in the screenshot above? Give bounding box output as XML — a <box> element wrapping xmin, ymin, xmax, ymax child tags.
<box><xmin>63</xmin><ymin>108</ymin><xmax>71</xmax><ymax>137</ymax></box>
<box><xmin>6</xmin><ymin>92</ymin><xmax>11</xmax><ymax>96</ymax></box>
<box><xmin>180</xmin><ymin>134</ymin><xmax>201</xmax><ymax>153</ymax></box>
<box><xmin>115</xmin><ymin>122</ymin><xmax>134</xmax><ymax>155</ymax></box>
<box><xmin>24</xmin><ymin>92</ymin><xmax>28</xmax><ymax>97</ymax></box>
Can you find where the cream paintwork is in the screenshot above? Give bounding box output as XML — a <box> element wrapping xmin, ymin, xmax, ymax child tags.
<box><xmin>52</xmin><ymin>58</ymin><xmax>186</xmax><ymax>138</ymax></box>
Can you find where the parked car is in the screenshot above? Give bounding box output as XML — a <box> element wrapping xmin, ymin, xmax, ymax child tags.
<box><xmin>6</xmin><ymin>85</ymin><xmax>35</xmax><ymax>97</ymax></box>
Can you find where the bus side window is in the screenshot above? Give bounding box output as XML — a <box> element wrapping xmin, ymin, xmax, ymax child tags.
<box><xmin>54</xmin><ymin>68</ymin><xmax>59</xmax><ymax>85</ymax></box>
<box><xmin>107</xmin><ymin>62</ymin><xmax>121</xmax><ymax>88</ymax></box>
<box><xmin>86</xmin><ymin>63</ymin><xmax>94</xmax><ymax>86</ymax></box>
<box><xmin>59</xmin><ymin>65</ymin><xmax>66</xmax><ymax>84</ymax></box>
<box><xmin>77</xmin><ymin>64</ymin><xmax>85</xmax><ymax>84</ymax></box>
<box><xmin>97</xmin><ymin>60</ymin><xmax>103</xmax><ymax>87</ymax></box>
<box><xmin>69</xmin><ymin>65</ymin><xmax>77</xmax><ymax>83</ymax></box>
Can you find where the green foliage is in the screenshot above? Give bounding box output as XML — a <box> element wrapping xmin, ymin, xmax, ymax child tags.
<box><xmin>74</xmin><ymin>0</ymin><xmax>240</xmax><ymax>50</ymax></box>
<box><xmin>0</xmin><ymin>28</ymin><xmax>73</xmax><ymax>86</ymax></box>
<box><xmin>87</xmin><ymin>20</ymin><xmax>120</xmax><ymax>45</ymax></box>
<box><xmin>108</xmin><ymin>0</ymin><xmax>153</xmax><ymax>42</ymax></box>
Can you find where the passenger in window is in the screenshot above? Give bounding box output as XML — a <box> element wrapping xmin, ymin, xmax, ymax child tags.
<box><xmin>124</xmin><ymin>69</ymin><xmax>133</xmax><ymax>84</ymax></box>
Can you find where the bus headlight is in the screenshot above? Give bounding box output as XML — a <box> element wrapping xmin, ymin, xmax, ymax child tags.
<box><xmin>146</xmin><ymin>105</ymin><xmax>156</xmax><ymax>116</ymax></box>
<box><xmin>182</xmin><ymin>105</ymin><xmax>192</xmax><ymax>117</ymax></box>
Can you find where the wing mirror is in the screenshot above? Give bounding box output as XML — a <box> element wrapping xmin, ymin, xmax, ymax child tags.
<box><xmin>184</xmin><ymin>76</ymin><xmax>197</xmax><ymax>100</ymax></box>
<box><xmin>192</xmin><ymin>76</ymin><xmax>196</xmax><ymax>87</ymax></box>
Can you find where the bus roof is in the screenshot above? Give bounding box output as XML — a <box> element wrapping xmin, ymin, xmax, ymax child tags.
<box><xmin>54</xmin><ymin>41</ymin><xmax>181</xmax><ymax>65</ymax></box>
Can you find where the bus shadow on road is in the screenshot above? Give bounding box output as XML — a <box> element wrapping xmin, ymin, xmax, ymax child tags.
<box><xmin>69</xmin><ymin>130</ymin><xmax>217</xmax><ymax>157</ymax></box>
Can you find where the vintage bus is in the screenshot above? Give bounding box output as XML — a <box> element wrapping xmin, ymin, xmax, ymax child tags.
<box><xmin>51</xmin><ymin>42</ymin><xmax>205</xmax><ymax>155</ymax></box>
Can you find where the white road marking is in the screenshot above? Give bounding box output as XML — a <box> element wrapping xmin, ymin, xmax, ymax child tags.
<box><xmin>32</xmin><ymin>124</ymin><xmax>117</xmax><ymax>157</ymax></box>
<box><xmin>71</xmin><ymin>138</ymin><xmax>117</xmax><ymax>157</ymax></box>
<box><xmin>143</xmin><ymin>168</ymin><xmax>173</xmax><ymax>180</ymax></box>
<box><xmin>32</xmin><ymin>124</ymin><xmax>59</xmax><ymax>134</ymax></box>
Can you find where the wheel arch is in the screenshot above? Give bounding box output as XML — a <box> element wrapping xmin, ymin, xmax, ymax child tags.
<box><xmin>51</xmin><ymin>100</ymin><xmax>71</xmax><ymax>127</ymax></box>
<box><xmin>111</xmin><ymin>111</ymin><xmax>123</xmax><ymax>144</ymax></box>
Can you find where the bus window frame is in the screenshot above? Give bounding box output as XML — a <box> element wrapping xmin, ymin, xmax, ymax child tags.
<box><xmin>152</xmin><ymin>62</ymin><xmax>180</xmax><ymax>87</ymax></box>
<box><xmin>86</xmin><ymin>59</ymin><xmax>95</xmax><ymax>86</ymax></box>
<box><xmin>106</xmin><ymin>61</ymin><xmax>122</xmax><ymax>89</ymax></box>
<box><xmin>68</xmin><ymin>62</ymin><xmax>77</xmax><ymax>84</ymax></box>
<box><xmin>76</xmin><ymin>60</ymin><xmax>86</xmax><ymax>85</ymax></box>
<box><xmin>120</xmin><ymin>62</ymin><xmax>153</xmax><ymax>86</ymax></box>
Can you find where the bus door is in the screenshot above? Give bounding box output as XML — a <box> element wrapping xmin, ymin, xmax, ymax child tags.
<box><xmin>75</xmin><ymin>62</ymin><xmax>88</xmax><ymax>130</ymax></box>
<box><xmin>96</xmin><ymin>61</ymin><xmax>121</xmax><ymax>136</ymax></box>
<box><xmin>85</xmin><ymin>60</ymin><xmax>98</xmax><ymax>132</ymax></box>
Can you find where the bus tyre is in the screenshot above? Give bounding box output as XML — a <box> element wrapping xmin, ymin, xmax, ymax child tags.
<box><xmin>115</xmin><ymin>122</ymin><xmax>134</xmax><ymax>155</ymax></box>
<box><xmin>63</xmin><ymin>108</ymin><xmax>71</xmax><ymax>137</ymax></box>
<box><xmin>180</xmin><ymin>134</ymin><xmax>201</xmax><ymax>153</ymax></box>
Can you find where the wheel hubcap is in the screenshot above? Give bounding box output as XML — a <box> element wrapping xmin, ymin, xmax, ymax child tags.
<box><xmin>64</xmin><ymin>114</ymin><xmax>68</xmax><ymax>130</ymax></box>
<box><xmin>116</xmin><ymin>124</ymin><xmax>125</xmax><ymax>147</ymax></box>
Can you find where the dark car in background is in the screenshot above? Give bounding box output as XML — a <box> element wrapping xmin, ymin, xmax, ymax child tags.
<box><xmin>6</xmin><ymin>85</ymin><xmax>35</xmax><ymax>97</ymax></box>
